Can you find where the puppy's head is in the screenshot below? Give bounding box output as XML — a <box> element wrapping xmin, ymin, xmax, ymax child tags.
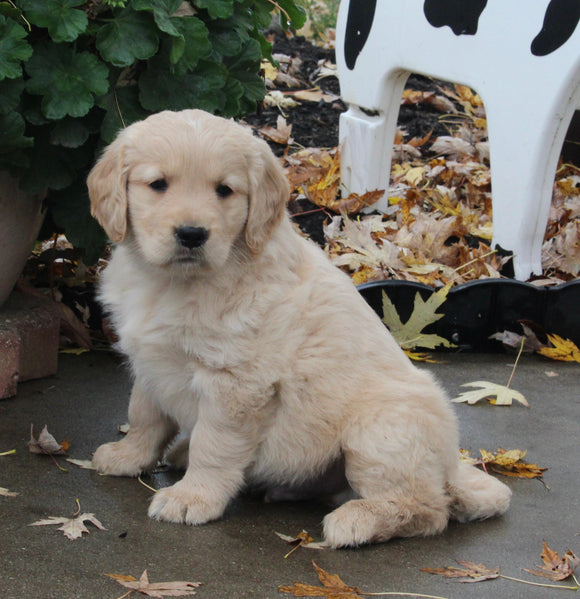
<box><xmin>87</xmin><ymin>110</ymin><xmax>289</xmax><ymax>273</ymax></box>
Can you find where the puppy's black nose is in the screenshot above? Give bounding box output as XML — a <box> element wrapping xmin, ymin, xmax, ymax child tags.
<box><xmin>174</xmin><ymin>226</ymin><xmax>209</xmax><ymax>249</ymax></box>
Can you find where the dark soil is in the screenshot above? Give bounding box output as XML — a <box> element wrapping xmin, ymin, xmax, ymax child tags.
<box><xmin>246</xmin><ymin>35</ymin><xmax>451</xmax><ymax>152</ymax></box>
<box><xmin>245</xmin><ymin>34</ymin><xmax>451</xmax><ymax>245</ymax></box>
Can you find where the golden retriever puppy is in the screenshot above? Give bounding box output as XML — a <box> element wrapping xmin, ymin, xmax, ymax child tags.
<box><xmin>87</xmin><ymin>109</ymin><xmax>511</xmax><ymax>547</ymax></box>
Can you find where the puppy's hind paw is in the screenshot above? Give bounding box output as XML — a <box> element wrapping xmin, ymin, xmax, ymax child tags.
<box><xmin>148</xmin><ymin>481</ymin><xmax>227</xmax><ymax>525</ymax></box>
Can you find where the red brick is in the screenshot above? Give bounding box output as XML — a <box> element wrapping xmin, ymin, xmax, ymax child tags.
<box><xmin>0</xmin><ymin>292</ymin><xmax>59</xmax><ymax>397</ymax></box>
<box><xmin>0</xmin><ymin>326</ymin><xmax>19</xmax><ymax>399</ymax></box>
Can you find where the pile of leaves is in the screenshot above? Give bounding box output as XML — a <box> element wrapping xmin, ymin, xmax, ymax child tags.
<box><xmin>276</xmin><ymin>82</ymin><xmax>580</xmax><ymax>287</ymax></box>
<box><xmin>248</xmin><ymin>29</ymin><xmax>579</xmax><ymax>287</ymax></box>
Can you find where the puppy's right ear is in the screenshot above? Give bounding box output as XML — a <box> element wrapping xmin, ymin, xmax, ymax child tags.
<box><xmin>87</xmin><ymin>138</ymin><xmax>129</xmax><ymax>243</ymax></box>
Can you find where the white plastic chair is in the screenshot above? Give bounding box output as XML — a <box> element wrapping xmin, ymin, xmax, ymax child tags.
<box><xmin>336</xmin><ymin>0</ymin><xmax>580</xmax><ymax>280</ymax></box>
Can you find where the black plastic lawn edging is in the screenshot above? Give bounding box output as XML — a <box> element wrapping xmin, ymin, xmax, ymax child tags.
<box><xmin>357</xmin><ymin>278</ymin><xmax>580</xmax><ymax>352</ymax></box>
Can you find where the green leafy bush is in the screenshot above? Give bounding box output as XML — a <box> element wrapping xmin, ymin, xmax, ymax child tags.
<box><xmin>0</xmin><ymin>0</ymin><xmax>305</xmax><ymax>261</ymax></box>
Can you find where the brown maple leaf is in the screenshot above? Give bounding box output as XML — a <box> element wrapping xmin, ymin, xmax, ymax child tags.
<box><xmin>279</xmin><ymin>561</ymin><xmax>363</xmax><ymax>597</ymax></box>
<box><xmin>523</xmin><ymin>542</ymin><xmax>580</xmax><ymax>582</ymax></box>
<box><xmin>421</xmin><ymin>560</ymin><xmax>500</xmax><ymax>583</ymax></box>
<box><xmin>275</xmin><ymin>530</ymin><xmax>328</xmax><ymax>558</ymax></box>
<box><xmin>105</xmin><ymin>570</ymin><xmax>201</xmax><ymax>597</ymax></box>
<box><xmin>259</xmin><ymin>115</ymin><xmax>293</xmax><ymax>146</ymax></box>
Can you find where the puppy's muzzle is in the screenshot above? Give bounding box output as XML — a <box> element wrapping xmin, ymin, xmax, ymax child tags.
<box><xmin>174</xmin><ymin>226</ymin><xmax>209</xmax><ymax>249</ymax></box>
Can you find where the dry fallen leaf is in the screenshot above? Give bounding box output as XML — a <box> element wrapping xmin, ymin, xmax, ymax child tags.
<box><xmin>0</xmin><ymin>487</ymin><xmax>19</xmax><ymax>497</ymax></box>
<box><xmin>105</xmin><ymin>570</ymin><xmax>202</xmax><ymax>597</ymax></box>
<box><xmin>66</xmin><ymin>458</ymin><xmax>96</xmax><ymax>470</ymax></box>
<box><xmin>279</xmin><ymin>561</ymin><xmax>363</xmax><ymax>598</ymax></box>
<box><xmin>381</xmin><ymin>284</ymin><xmax>455</xmax><ymax>350</ymax></box>
<box><xmin>30</xmin><ymin>502</ymin><xmax>106</xmax><ymax>540</ymax></box>
<box><xmin>28</xmin><ymin>424</ymin><xmax>69</xmax><ymax>455</ymax></box>
<box><xmin>538</xmin><ymin>334</ymin><xmax>580</xmax><ymax>363</ymax></box>
<box><xmin>275</xmin><ymin>530</ymin><xmax>328</xmax><ymax>558</ymax></box>
<box><xmin>288</xmin><ymin>88</ymin><xmax>339</xmax><ymax>103</ymax></box>
<box><xmin>460</xmin><ymin>448</ymin><xmax>547</xmax><ymax>480</ymax></box>
<box><xmin>259</xmin><ymin>115</ymin><xmax>294</xmax><ymax>145</ymax></box>
<box><xmin>452</xmin><ymin>381</ymin><xmax>529</xmax><ymax>407</ymax></box>
<box><xmin>523</xmin><ymin>542</ymin><xmax>580</xmax><ymax>582</ymax></box>
<box><xmin>421</xmin><ymin>560</ymin><xmax>500</xmax><ymax>583</ymax></box>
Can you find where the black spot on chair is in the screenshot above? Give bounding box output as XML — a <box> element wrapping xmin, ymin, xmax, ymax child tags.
<box><xmin>344</xmin><ymin>0</ymin><xmax>377</xmax><ymax>70</ymax></box>
<box><xmin>531</xmin><ymin>0</ymin><xmax>580</xmax><ymax>56</ymax></box>
<box><xmin>423</xmin><ymin>0</ymin><xmax>488</xmax><ymax>35</ymax></box>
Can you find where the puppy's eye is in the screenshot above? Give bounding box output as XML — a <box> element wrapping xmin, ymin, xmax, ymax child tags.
<box><xmin>216</xmin><ymin>184</ymin><xmax>233</xmax><ymax>198</ymax></box>
<box><xmin>149</xmin><ymin>178</ymin><xmax>168</xmax><ymax>192</ymax></box>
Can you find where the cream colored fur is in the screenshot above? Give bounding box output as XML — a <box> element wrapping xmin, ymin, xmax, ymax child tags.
<box><xmin>88</xmin><ymin>109</ymin><xmax>511</xmax><ymax>547</ymax></box>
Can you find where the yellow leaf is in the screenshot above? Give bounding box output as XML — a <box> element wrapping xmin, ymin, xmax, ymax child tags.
<box><xmin>460</xmin><ymin>448</ymin><xmax>546</xmax><ymax>480</ymax></box>
<box><xmin>403</xmin><ymin>350</ymin><xmax>440</xmax><ymax>363</ymax></box>
<box><xmin>381</xmin><ymin>283</ymin><xmax>455</xmax><ymax>350</ymax></box>
<box><xmin>538</xmin><ymin>334</ymin><xmax>580</xmax><ymax>363</ymax></box>
<box><xmin>404</xmin><ymin>166</ymin><xmax>425</xmax><ymax>186</ymax></box>
<box><xmin>452</xmin><ymin>381</ymin><xmax>529</xmax><ymax>407</ymax></box>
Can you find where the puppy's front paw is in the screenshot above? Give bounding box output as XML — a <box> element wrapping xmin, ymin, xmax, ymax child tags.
<box><xmin>93</xmin><ymin>441</ymin><xmax>152</xmax><ymax>477</ymax></box>
<box><xmin>148</xmin><ymin>481</ymin><xmax>227</xmax><ymax>525</ymax></box>
<box><xmin>322</xmin><ymin>501</ymin><xmax>379</xmax><ymax>548</ymax></box>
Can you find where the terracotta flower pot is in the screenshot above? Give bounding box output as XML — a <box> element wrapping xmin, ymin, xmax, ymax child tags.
<box><xmin>0</xmin><ymin>171</ymin><xmax>46</xmax><ymax>307</ymax></box>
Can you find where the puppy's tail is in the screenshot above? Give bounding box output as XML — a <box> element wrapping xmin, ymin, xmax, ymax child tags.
<box><xmin>447</xmin><ymin>462</ymin><xmax>512</xmax><ymax>522</ymax></box>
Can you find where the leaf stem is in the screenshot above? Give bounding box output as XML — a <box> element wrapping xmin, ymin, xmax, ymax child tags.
<box><xmin>454</xmin><ymin>248</ymin><xmax>497</xmax><ymax>272</ymax></box>
<box><xmin>137</xmin><ymin>475</ymin><xmax>158</xmax><ymax>494</ymax></box>
<box><xmin>266</xmin><ymin>0</ymin><xmax>291</xmax><ymax>24</ymax></box>
<box><xmin>506</xmin><ymin>337</ymin><xmax>525</xmax><ymax>390</ymax></box>
<box><xmin>283</xmin><ymin>543</ymin><xmax>303</xmax><ymax>559</ymax></box>
<box><xmin>0</xmin><ymin>449</ymin><xmax>16</xmax><ymax>456</ymax></box>
<box><xmin>499</xmin><ymin>574</ymin><xmax>579</xmax><ymax>591</ymax></box>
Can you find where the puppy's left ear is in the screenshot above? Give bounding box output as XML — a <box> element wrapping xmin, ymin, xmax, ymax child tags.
<box><xmin>245</xmin><ymin>136</ymin><xmax>290</xmax><ymax>254</ymax></box>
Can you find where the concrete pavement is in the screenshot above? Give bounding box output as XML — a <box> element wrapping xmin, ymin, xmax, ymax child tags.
<box><xmin>1</xmin><ymin>350</ymin><xmax>578</xmax><ymax>598</ymax></box>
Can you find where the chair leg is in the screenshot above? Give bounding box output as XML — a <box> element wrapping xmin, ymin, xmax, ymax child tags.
<box><xmin>485</xmin><ymin>82</ymin><xmax>580</xmax><ymax>279</ymax></box>
<box><xmin>339</xmin><ymin>72</ymin><xmax>409</xmax><ymax>213</ymax></box>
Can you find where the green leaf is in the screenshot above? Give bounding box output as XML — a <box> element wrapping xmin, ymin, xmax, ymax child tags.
<box><xmin>208</xmin><ymin>27</ymin><xmax>243</xmax><ymax>59</ymax></box>
<box><xmin>96</xmin><ymin>8</ymin><xmax>159</xmax><ymax>67</ymax></box>
<box><xmin>224</xmin><ymin>39</ymin><xmax>265</xmax><ymax>106</ymax></box>
<box><xmin>139</xmin><ymin>57</ymin><xmax>226</xmax><ymax>112</ymax></box>
<box><xmin>0</xmin><ymin>111</ymin><xmax>33</xmax><ymax>153</ymax></box>
<box><xmin>170</xmin><ymin>16</ymin><xmax>211</xmax><ymax>72</ymax></box>
<box><xmin>19</xmin><ymin>0</ymin><xmax>87</xmax><ymax>42</ymax></box>
<box><xmin>49</xmin><ymin>118</ymin><xmax>90</xmax><ymax>148</ymax></box>
<box><xmin>0</xmin><ymin>15</ymin><xmax>32</xmax><ymax>80</ymax></box>
<box><xmin>0</xmin><ymin>2</ymin><xmax>22</xmax><ymax>20</ymax></box>
<box><xmin>381</xmin><ymin>284</ymin><xmax>456</xmax><ymax>350</ymax></box>
<box><xmin>193</xmin><ymin>0</ymin><xmax>234</xmax><ymax>19</ymax></box>
<box><xmin>0</xmin><ymin>78</ymin><xmax>24</xmax><ymax>114</ymax></box>
<box><xmin>98</xmin><ymin>85</ymin><xmax>149</xmax><ymax>143</ymax></box>
<box><xmin>218</xmin><ymin>76</ymin><xmax>244</xmax><ymax>116</ymax></box>
<box><xmin>225</xmin><ymin>36</ymin><xmax>262</xmax><ymax>71</ymax></box>
<box><xmin>25</xmin><ymin>44</ymin><xmax>109</xmax><ymax>119</ymax></box>
<box><xmin>276</xmin><ymin>0</ymin><xmax>307</xmax><ymax>29</ymax></box>
<box><xmin>133</xmin><ymin>0</ymin><xmax>183</xmax><ymax>36</ymax></box>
